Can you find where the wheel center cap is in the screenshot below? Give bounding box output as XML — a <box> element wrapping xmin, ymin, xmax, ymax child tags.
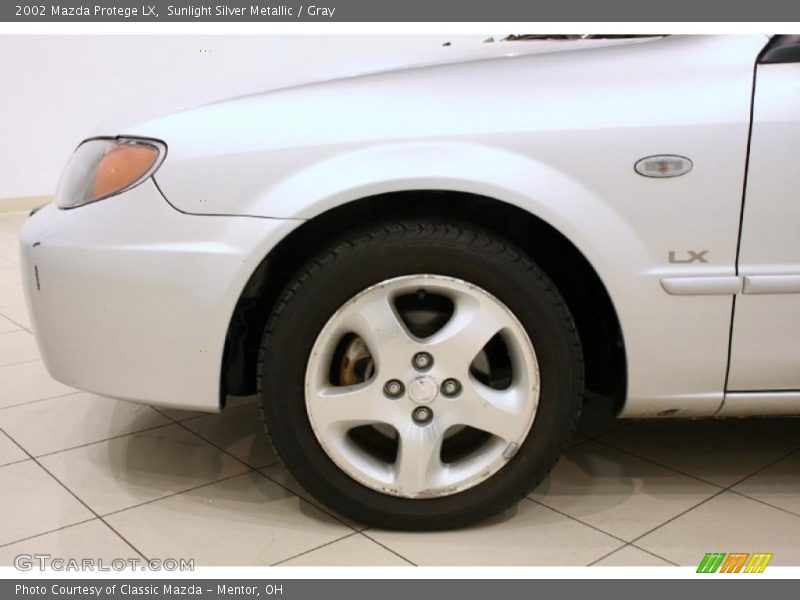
<box><xmin>408</xmin><ymin>376</ymin><xmax>438</xmax><ymax>404</ymax></box>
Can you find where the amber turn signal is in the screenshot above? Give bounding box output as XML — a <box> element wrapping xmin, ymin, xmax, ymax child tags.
<box><xmin>93</xmin><ymin>143</ymin><xmax>160</xmax><ymax>200</ymax></box>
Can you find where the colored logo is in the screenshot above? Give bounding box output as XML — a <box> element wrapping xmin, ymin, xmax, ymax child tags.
<box><xmin>697</xmin><ymin>552</ymin><xmax>773</xmax><ymax>573</ymax></box>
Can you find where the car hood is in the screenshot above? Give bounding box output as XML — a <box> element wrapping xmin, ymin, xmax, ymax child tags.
<box><xmin>96</xmin><ymin>36</ymin><xmax>661</xmax><ymax>135</ymax></box>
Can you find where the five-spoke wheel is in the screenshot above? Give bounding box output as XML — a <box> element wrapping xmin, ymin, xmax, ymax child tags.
<box><xmin>305</xmin><ymin>275</ymin><xmax>540</xmax><ymax>498</ymax></box>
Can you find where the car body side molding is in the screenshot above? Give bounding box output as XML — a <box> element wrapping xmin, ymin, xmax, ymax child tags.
<box><xmin>742</xmin><ymin>274</ymin><xmax>800</xmax><ymax>294</ymax></box>
<box><xmin>661</xmin><ymin>276</ymin><xmax>742</xmax><ymax>295</ymax></box>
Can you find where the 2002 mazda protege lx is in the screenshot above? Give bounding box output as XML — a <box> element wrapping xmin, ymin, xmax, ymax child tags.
<box><xmin>19</xmin><ymin>34</ymin><xmax>800</xmax><ymax>529</ymax></box>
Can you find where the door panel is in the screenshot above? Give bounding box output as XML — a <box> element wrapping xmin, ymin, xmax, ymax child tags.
<box><xmin>729</xmin><ymin>60</ymin><xmax>800</xmax><ymax>390</ymax></box>
<box><xmin>729</xmin><ymin>296</ymin><xmax>800</xmax><ymax>389</ymax></box>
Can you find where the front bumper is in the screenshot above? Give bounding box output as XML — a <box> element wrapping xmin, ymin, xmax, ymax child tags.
<box><xmin>20</xmin><ymin>180</ymin><xmax>299</xmax><ymax>411</ymax></box>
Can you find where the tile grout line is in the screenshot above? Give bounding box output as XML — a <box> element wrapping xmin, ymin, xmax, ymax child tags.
<box><xmin>94</xmin><ymin>519</ymin><xmax>151</xmax><ymax>563</ymax></box>
<box><xmin>585</xmin><ymin>542</ymin><xmax>629</xmax><ymax>567</ymax></box>
<box><xmin>154</xmin><ymin>404</ymin><xmax>367</xmax><ymax>534</ymax></box>
<box><xmin>149</xmin><ymin>407</ymin><xmax>194</xmax><ymax>423</ymax></box>
<box><xmin>0</xmin><ymin>314</ymin><xmax>32</xmax><ymax>333</ymax></box>
<box><xmin>0</xmin><ymin>390</ymin><xmax>82</xmax><ymax>413</ymax></box>
<box><xmin>356</xmin><ymin>530</ymin><xmax>418</xmax><ymax>566</ymax></box>
<box><xmin>523</xmin><ymin>496</ymin><xmax>630</xmax><ymax>546</ymax></box>
<box><xmin>589</xmin><ymin>436</ymin><xmax>732</xmax><ymax>489</ymax></box>
<box><xmin>0</xmin><ymin>457</ymin><xmax>31</xmax><ymax>468</ymax></box>
<box><xmin>629</xmin><ymin>542</ymin><xmax>680</xmax><ymax>566</ymax></box>
<box><xmin>721</xmin><ymin>445</ymin><xmax>800</xmax><ymax>519</ymax></box>
<box><xmin>723</xmin><ymin>445</ymin><xmax>800</xmax><ymax>489</ymax></box>
<box><xmin>270</xmin><ymin>531</ymin><xmax>361</xmax><ymax>566</ymax></box>
<box><xmin>151</xmin><ymin>401</ymin><xmax>254</xmax><ymax>426</ymax></box>
<box><xmin>0</xmin><ymin>328</ymin><xmax>34</xmax><ymax>337</ymax></box>
<box><xmin>585</xmin><ymin>541</ymin><xmax>679</xmax><ymax>567</ymax></box>
<box><xmin>256</xmin><ymin>468</ymin><xmax>364</xmax><ymax>533</ymax></box>
<box><xmin>0</xmin><ymin>358</ymin><xmax>44</xmax><ymax>370</ymax></box>
<box><xmin>726</xmin><ymin>486</ymin><xmax>800</xmax><ymax>520</ymax></box>
<box><xmin>623</xmin><ymin>488</ymin><xmax>729</xmax><ymax>552</ymax></box>
<box><xmin>99</xmin><ymin>471</ymin><xmax>257</xmax><ymax>520</ymax></box>
<box><xmin>25</xmin><ymin>420</ymin><xmax>178</xmax><ymax>460</ymax></box>
<box><xmin>0</xmin><ymin>426</ymin><xmax>148</xmax><ymax>560</ymax></box>
<box><xmin>0</xmin><ymin>517</ymin><xmax>98</xmax><ymax>550</ymax></box>
<box><xmin>157</xmin><ymin>406</ymin><xmax>280</xmax><ymax>473</ymax></box>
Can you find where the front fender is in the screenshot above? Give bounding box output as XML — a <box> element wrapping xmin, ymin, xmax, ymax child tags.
<box><xmin>208</xmin><ymin>140</ymin><xmax>732</xmax><ymax>416</ymax></box>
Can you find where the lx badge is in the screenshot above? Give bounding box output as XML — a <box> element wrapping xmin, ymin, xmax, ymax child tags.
<box><xmin>669</xmin><ymin>250</ymin><xmax>709</xmax><ymax>264</ymax></box>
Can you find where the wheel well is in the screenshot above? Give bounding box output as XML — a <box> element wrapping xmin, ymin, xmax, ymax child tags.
<box><xmin>221</xmin><ymin>191</ymin><xmax>627</xmax><ymax>406</ymax></box>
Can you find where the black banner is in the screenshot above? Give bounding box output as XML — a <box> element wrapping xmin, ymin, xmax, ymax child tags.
<box><xmin>2</xmin><ymin>0</ymin><xmax>799</xmax><ymax>22</ymax></box>
<box><xmin>3</xmin><ymin>579</ymin><xmax>798</xmax><ymax>600</ymax></box>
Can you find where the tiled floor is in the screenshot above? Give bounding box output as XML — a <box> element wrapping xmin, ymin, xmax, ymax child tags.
<box><xmin>1</xmin><ymin>210</ymin><xmax>800</xmax><ymax>566</ymax></box>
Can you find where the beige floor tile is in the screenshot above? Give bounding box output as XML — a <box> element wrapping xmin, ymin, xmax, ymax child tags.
<box><xmin>281</xmin><ymin>533</ymin><xmax>411</xmax><ymax>566</ymax></box>
<box><xmin>0</xmin><ymin>284</ymin><xmax>25</xmax><ymax>308</ymax></box>
<box><xmin>0</xmin><ymin>330</ymin><xmax>39</xmax><ymax>367</ymax></box>
<box><xmin>0</xmin><ymin>255</ymin><xmax>15</xmax><ymax>269</ymax></box>
<box><xmin>260</xmin><ymin>463</ymin><xmax>363</xmax><ymax>530</ymax></box>
<box><xmin>0</xmin><ymin>247</ymin><xmax>20</xmax><ymax>264</ymax></box>
<box><xmin>0</xmin><ymin>303</ymin><xmax>31</xmax><ymax>330</ymax></box>
<box><xmin>0</xmin><ymin>360</ymin><xmax>75</xmax><ymax>409</ymax></box>
<box><xmin>155</xmin><ymin>407</ymin><xmax>209</xmax><ymax>422</ymax></box>
<box><xmin>731</xmin><ymin>449</ymin><xmax>800</xmax><ymax>517</ymax></box>
<box><xmin>529</xmin><ymin>441</ymin><xmax>719</xmax><ymax>541</ymax></box>
<box><xmin>0</xmin><ymin>392</ymin><xmax>170</xmax><ymax>456</ymax></box>
<box><xmin>0</xmin><ymin>213</ymin><xmax>27</xmax><ymax>231</ymax></box>
<box><xmin>39</xmin><ymin>424</ymin><xmax>250</xmax><ymax>515</ymax></box>
<box><xmin>0</xmin><ymin>430</ymin><xmax>27</xmax><ymax>465</ymax></box>
<box><xmin>0</xmin><ymin>267</ymin><xmax>21</xmax><ymax>287</ymax></box>
<box><xmin>0</xmin><ymin>314</ymin><xmax>21</xmax><ymax>334</ymax></box>
<box><xmin>599</xmin><ymin>419</ymin><xmax>796</xmax><ymax>487</ymax></box>
<box><xmin>183</xmin><ymin>404</ymin><xmax>276</xmax><ymax>469</ymax></box>
<box><xmin>636</xmin><ymin>491</ymin><xmax>800</xmax><ymax>565</ymax></box>
<box><xmin>105</xmin><ymin>471</ymin><xmax>354</xmax><ymax>566</ymax></box>
<box><xmin>0</xmin><ymin>520</ymin><xmax>140</xmax><ymax>565</ymax></box>
<box><xmin>367</xmin><ymin>499</ymin><xmax>620</xmax><ymax>566</ymax></box>
<box><xmin>592</xmin><ymin>545</ymin><xmax>673</xmax><ymax>566</ymax></box>
<box><xmin>0</xmin><ymin>460</ymin><xmax>93</xmax><ymax>546</ymax></box>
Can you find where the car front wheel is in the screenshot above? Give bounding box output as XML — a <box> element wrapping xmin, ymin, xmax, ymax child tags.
<box><xmin>258</xmin><ymin>220</ymin><xmax>583</xmax><ymax>529</ymax></box>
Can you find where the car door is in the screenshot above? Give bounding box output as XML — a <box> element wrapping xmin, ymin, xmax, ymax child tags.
<box><xmin>728</xmin><ymin>36</ymin><xmax>800</xmax><ymax>393</ymax></box>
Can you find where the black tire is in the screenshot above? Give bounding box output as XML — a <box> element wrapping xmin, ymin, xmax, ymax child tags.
<box><xmin>258</xmin><ymin>221</ymin><xmax>583</xmax><ymax>529</ymax></box>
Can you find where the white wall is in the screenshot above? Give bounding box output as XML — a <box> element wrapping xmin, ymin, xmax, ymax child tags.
<box><xmin>0</xmin><ymin>34</ymin><xmax>486</xmax><ymax>201</ymax></box>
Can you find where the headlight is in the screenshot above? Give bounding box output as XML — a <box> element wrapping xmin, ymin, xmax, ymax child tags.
<box><xmin>55</xmin><ymin>137</ymin><xmax>166</xmax><ymax>209</ymax></box>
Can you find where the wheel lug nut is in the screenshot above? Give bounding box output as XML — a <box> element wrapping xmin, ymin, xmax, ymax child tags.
<box><xmin>383</xmin><ymin>379</ymin><xmax>405</xmax><ymax>399</ymax></box>
<box><xmin>412</xmin><ymin>406</ymin><xmax>433</xmax><ymax>425</ymax></box>
<box><xmin>441</xmin><ymin>378</ymin><xmax>462</xmax><ymax>397</ymax></box>
<box><xmin>412</xmin><ymin>352</ymin><xmax>433</xmax><ymax>371</ymax></box>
